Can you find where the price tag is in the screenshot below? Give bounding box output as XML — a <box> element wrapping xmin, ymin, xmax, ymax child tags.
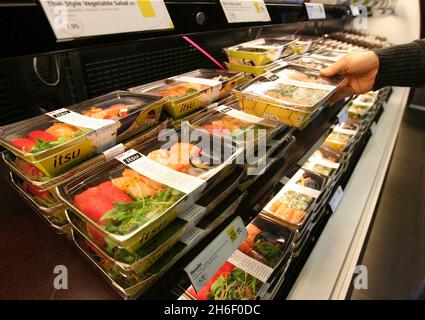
<box><xmin>337</xmin><ymin>106</ymin><xmax>349</xmax><ymax>125</ymax></box>
<box><xmin>40</xmin><ymin>0</ymin><xmax>174</xmax><ymax>40</ymax></box>
<box><xmin>219</xmin><ymin>0</ymin><xmax>271</xmax><ymax>24</ymax></box>
<box><xmin>305</xmin><ymin>3</ymin><xmax>326</xmax><ymax>20</ymax></box>
<box><xmin>184</xmin><ymin>217</ymin><xmax>247</xmax><ymax>293</ymax></box>
<box><xmin>329</xmin><ymin>186</ymin><xmax>344</xmax><ymax>213</ymax></box>
<box><xmin>370</xmin><ymin>122</ymin><xmax>378</xmax><ymax>135</ymax></box>
<box><xmin>350</xmin><ymin>5</ymin><xmax>360</xmax><ymax>17</ymax></box>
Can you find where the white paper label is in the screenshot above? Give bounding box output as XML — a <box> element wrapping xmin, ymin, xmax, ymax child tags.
<box><xmin>305</xmin><ymin>156</ymin><xmax>340</xmax><ymax>170</ymax></box>
<box><xmin>219</xmin><ymin>0</ymin><xmax>271</xmax><ymax>24</ymax></box>
<box><xmin>102</xmin><ymin>143</ymin><xmax>125</xmax><ymax>161</ymax></box>
<box><xmin>178</xmin><ymin>204</ymin><xmax>207</xmax><ymax>226</ymax></box>
<box><xmin>175</xmin><ymin>76</ymin><xmax>222</xmax><ymax>88</ymax></box>
<box><xmin>333</xmin><ymin>126</ymin><xmax>357</xmax><ymax>136</ymax></box>
<box><xmin>47</xmin><ymin>108</ymin><xmax>117</xmax><ymax>151</ymax></box>
<box><xmin>350</xmin><ymin>5</ymin><xmax>360</xmax><ymax>17</ymax></box>
<box><xmin>216</xmin><ymin>105</ymin><xmax>276</xmax><ymax>128</ymax></box>
<box><xmin>184</xmin><ymin>216</ymin><xmax>248</xmax><ymax>293</ymax></box>
<box><xmin>40</xmin><ymin>0</ymin><xmax>174</xmax><ymax>40</ymax></box>
<box><xmin>228</xmin><ymin>249</ymin><xmax>274</xmax><ymax>283</ymax></box>
<box><xmin>305</xmin><ymin>3</ymin><xmax>326</xmax><ymax>20</ymax></box>
<box><xmin>180</xmin><ymin>227</ymin><xmax>204</xmax><ymax>246</ymax></box>
<box><xmin>337</xmin><ymin>107</ymin><xmax>349</xmax><ymax>125</ymax></box>
<box><xmin>116</xmin><ymin>149</ymin><xmax>206</xmax><ymax>195</ymax></box>
<box><xmin>329</xmin><ymin>186</ymin><xmax>344</xmax><ymax>212</ymax></box>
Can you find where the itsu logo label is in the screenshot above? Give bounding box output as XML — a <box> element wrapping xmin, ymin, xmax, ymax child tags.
<box><xmin>122</xmin><ymin>152</ymin><xmax>142</xmax><ymax>165</ymax></box>
<box><xmin>51</xmin><ymin>110</ymin><xmax>71</xmax><ymax>118</ymax></box>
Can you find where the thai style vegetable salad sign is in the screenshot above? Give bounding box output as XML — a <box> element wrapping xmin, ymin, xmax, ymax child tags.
<box><xmin>219</xmin><ymin>0</ymin><xmax>271</xmax><ymax>24</ymax></box>
<box><xmin>40</xmin><ymin>0</ymin><xmax>174</xmax><ymax>40</ymax></box>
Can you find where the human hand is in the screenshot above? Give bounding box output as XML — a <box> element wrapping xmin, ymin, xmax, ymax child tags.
<box><xmin>321</xmin><ymin>51</ymin><xmax>380</xmax><ymax>101</ymax></box>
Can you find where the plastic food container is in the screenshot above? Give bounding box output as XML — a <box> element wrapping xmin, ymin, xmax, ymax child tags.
<box><xmin>306</xmin><ymin>49</ymin><xmax>350</xmax><ymax>62</ymax></box>
<box><xmin>70</xmin><ymin>190</ymin><xmax>246</xmax><ymax>299</ymax></box>
<box><xmin>58</xmin><ymin>127</ymin><xmax>243</xmax><ymax>253</ymax></box>
<box><xmin>302</xmin><ymin>148</ymin><xmax>342</xmax><ymax>180</ymax></box>
<box><xmin>7</xmin><ymin>172</ymin><xmax>69</xmax><ymax>233</ymax></box>
<box><xmin>287</xmin><ymin>56</ymin><xmax>335</xmax><ymax>71</ymax></box>
<box><xmin>225</xmin><ymin>61</ymin><xmax>281</xmax><ymax>77</ymax></box>
<box><xmin>261</xmin><ymin>168</ymin><xmax>325</xmax><ymax>230</ymax></box>
<box><xmin>129</xmin><ymin>69</ymin><xmax>243</xmax><ymax>119</ymax></box>
<box><xmin>67</xmin><ymin>166</ymin><xmax>245</xmax><ymax>275</ymax></box>
<box><xmin>0</xmin><ymin>91</ymin><xmax>164</xmax><ymax>178</ymax></box>
<box><xmin>323</xmin><ymin>126</ymin><xmax>357</xmax><ymax>154</ymax></box>
<box><xmin>191</xmin><ymin>104</ymin><xmax>285</xmax><ymax>146</ymax></box>
<box><xmin>183</xmin><ymin>214</ymin><xmax>295</xmax><ymax>300</ymax></box>
<box><xmin>224</xmin><ymin>39</ymin><xmax>287</xmax><ymax>67</ymax></box>
<box><xmin>1</xmin><ymin>120</ymin><xmax>172</xmax><ymax>191</ymax></box>
<box><xmin>233</xmin><ymin>65</ymin><xmax>343</xmax><ymax>128</ymax></box>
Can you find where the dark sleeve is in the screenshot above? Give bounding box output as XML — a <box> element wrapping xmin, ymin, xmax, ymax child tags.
<box><xmin>373</xmin><ymin>39</ymin><xmax>425</xmax><ymax>90</ymax></box>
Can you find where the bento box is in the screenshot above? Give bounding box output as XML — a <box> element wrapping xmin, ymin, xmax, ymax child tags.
<box><xmin>233</xmin><ymin>65</ymin><xmax>343</xmax><ymax>128</ymax></box>
<box><xmin>225</xmin><ymin>61</ymin><xmax>281</xmax><ymax>77</ymax></box>
<box><xmin>1</xmin><ymin>119</ymin><xmax>172</xmax><ymax>192</ymax></box>
<box><xmin>70</xmin><ymin>189</ymin><xmax>246</xmax><ymax>299</ymax></box>
<box><xmin>261</xmin><ymin>168</ymin><xmax>325</xmax><ymax>231</ymax></box>
<box><xmin>181</xmin><ymin>214</ymin><xmax>295</xmax><ymax>300</ymax></box>
<box><xmin>129</xmin><ymin>69</ymin><xmax>243</xmax><ymax>119</ymax></box>
<box><xmin>0</xmin><ymin>91</ymin><xmax>164</xmax><ymax>178</ymax></box>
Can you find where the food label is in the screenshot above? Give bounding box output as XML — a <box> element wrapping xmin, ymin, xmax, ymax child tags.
<box><xmin>333</xmin><ymin>126</ymin><xmax>357</xmax><ymax>136</ymax></box>
<box><xmin>180</xmin><ymin>226</ymin><xmax>204</xmax><ymax>246</ymax></box>
<box><xmin>40</xmin><ymin>0</ymin><xmax>174</xmax><ymax>40</ymax></box>
<box><xmin>184</xmin><ymin>216</ymin><xmax>247</xmax><ymax>293</ymax></box>
<box><xmin>178</xmin><ymin>204</ymin><xmax>207</xmax><ymax>226</ymax></box>
<box><xmin>47</xmin><ymin>108</ymin><xmax>117</xmax><ymax>151</ymax></box>
<box><xmin>216</xmin><ymin>105</ymin><xmax>277</xmax><ymax>128</ymax></box>
<box><xmin>329</xmin><ymin>185</ymin><xmax>344</xmax><ymax>213</ymax></box>
<box><xmin>102</xmin><ymin>143</ymin><xmax>125</xmax><ymax>161</ymax></box>
<box><xmin>228</xmin><ymin>249</ymin><xmax>274</xmax><ymax>283</ymax></box>
<box><xmin>219</xmin><ymin>0</ymin><xmax>271</xmax><ymax>24</ymax></box>
<box><xmin>305</xmin><ymin>3</ymin><xmax>326</xmax><ymax>20</ymax></box>
<box><xmin>175</xmin><ymin>76</ymin><xmax>222</xmax><ymax>88</ymax></box>
<box><xmin>350</xmin><ymin>5</ymin><xmax>360</xmax><ymax>17</ymax></box>
<box><xmin>337</xmin><ymin>106</ymin><xmax>349</xmax><ymax>125</ymax></box>
<box><xmin>116</xmin><ymin>149</ymin><xmax>206</xmax><ymax>195</ymax></box>
<box><xmin>305</xmin><ymin>155</ymin><xmax>340</xmax><ymax>170</ymax></box>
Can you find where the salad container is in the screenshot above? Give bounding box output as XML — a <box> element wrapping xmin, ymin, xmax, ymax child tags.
<box><xmin>129</xmin><ymin>69</ymin><xmax>243</xmax><ymax>119</ymax></box>
<box><xmin>182</xmin><ymin>214</ymin><xmax>295</xmax><ymax>300</ymax></box>
<box><xmin>0</xmin><ymin>91</ymin><xmax>164</xmax><ymax>178</ymax></box>
<box><xmin>233</xmin><ymin>65</ymin><xmax>343</xmax><ymax>128</ymax></box>
<box><xmin>70</xmin><ymin>189</ymin><xmax>246</xmax><ymax>299</ymax></box>
<box><xmin>1</xmin><ymin>119</ymin><xmax>172</xmax><ymax>191</ymax></box>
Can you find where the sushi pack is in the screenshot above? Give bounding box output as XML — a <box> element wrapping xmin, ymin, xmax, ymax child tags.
<box><xmin>129</xmin><ymin>69</ymin><xmax>244</xmax><ymax>119</ymax></box>
<box><xmin>233</xmin><ymin>64</ymin><xmax>343</xmax><ymax>128</ymax></box>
